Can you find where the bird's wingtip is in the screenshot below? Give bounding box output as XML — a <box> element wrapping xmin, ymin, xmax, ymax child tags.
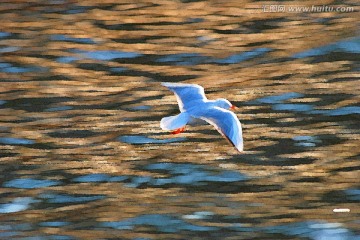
<box><xmin>236</xmin><ymin>148</ymin><xmax>244</xmax><ymax>153</ymax></box>
<box><xmin>235</xmin><ymin>144</ymin><xmax>243</xmax><ymax>153</ymax></box>
<box><xmin>161</xmin><ymin>82</ymin><xmax>174</xmax><ymax>87</ymax></box>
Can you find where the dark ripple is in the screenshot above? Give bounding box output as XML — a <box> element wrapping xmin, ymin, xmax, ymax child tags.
<box><xmin>69</xmin><ymin>163</ymin><xmax>254</xmax><ymax>193</ymax></box>
<box><xmin>119</xmin><ymin>135</ymin><xmax>186</xmax><ymax>145</ymax></box>
<box><xmin>50</xmin><ymin>34</ymin><xmax>96</xmax><ymax>44</ymax></box>
<box><xmin>157</xmin><ymin>53</ymin><xmax>209</xmax><ymax>66</ymax></box>
<box><xmin>73</xmin><ymin>173</ymin><xmax>128</xmax><ymax>183</ymax></box>
<box><xmin>230</xmin><ymin>151</ymin><xmax>317</xmax><ymax>166</ymax></box>
<box><xmin>39</xmin><ymin>192</ymin><xmax>105</xmax><ymax>204</ymax></box>
<box><xmin>0</xmin><ymin>62</ymin><xmax>47</xmax><ymax>74</ymax></box>
<box><xmin>1</xmin><ymin>97</ymin><xmax>73</xmax><ymax>112</ymax></box>
<box><xmin>48</xmin><ymin>130</ymin><xmax>100</xmax><ymax>138</ymax></box>
<box><xmin>100</xmin><ymin>214</ymin><xmax>218</xmax><ymax>233</ymax></box>
<box><xmin>249</xmin><ymin>135</ymin><xmax>344</xmax><ymax>160</ymax></box>
<box><xmin>322</xmin><ymin>188</ymin><xmax>360</xmax><ymax>204</ymax></box>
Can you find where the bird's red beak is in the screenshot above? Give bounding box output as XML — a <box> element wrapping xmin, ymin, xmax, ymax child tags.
<box><xmin>230</xmin><ymin>105</ymin><xmax>237</xmax><ymax>110</ymax></box>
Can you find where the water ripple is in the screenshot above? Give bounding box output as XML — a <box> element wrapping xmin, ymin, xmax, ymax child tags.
<box><xmin>39</xmin><ymin>192</ymin><xmax>105</xmax><ymax>204</ymax></box>
<box><xmin>118</xmin><ymin>135</ymin><xmax>186</xmax><ymax>144</ymax></box>
<box><xmin>0</xmin><ymin>137</ymin><xmax>35</xmax><ymax>145</ymax></box>
<box><xmin>272</xmin><ymin>103</ymin><xmax>313</xmax><ymax>112</ymax></box>
<box><xmin>100</xmin><ymin>214</ymin><xmax>218</xmax><ymax>233</ymax></box>
<box><xmin>293</xmin><ymin>36</ymin><xmax>360</xmax><ymax>58</ymax></box>
<box><xmin>78</xmin><ymin>50</ymin><xmax>142</xmax><ymax>61</ymax></box>
<box><xmin>263</xmin><ymin>221</ymin><xmax>358</xmax><ymax>240</ymax></box>
<box><xmin>4</xmin><ymin>178</ymin><xmax>61</xmax><ymax>189</ymax></box>
<box><xmin>50</xmin><ymin>34</ymin><xmax>96</xmax><ymax>44</ymax></box>
<box><xmin>213</xmin><ymin>48</ymin><xmax>271</xmax><ymax>64</ymax></box>
<box><xmin>0</xmin><ymin>197</ymin><xmax>38</xmax><ymax>213</ymax></box>
<box><xmin>254</xmin><ymin>92</ymin><xmax>304</xmax><ymax>104</ymax></box>
<box><xmin>0</xmin><ymin>32</ymin><xmax>11</xmax><ymax>38</ymax></box>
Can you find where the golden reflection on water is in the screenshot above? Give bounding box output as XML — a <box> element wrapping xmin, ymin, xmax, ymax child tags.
<box><xmin>0</xmin><ymin>0</ymin><xmax>359</xmax><ymax>239</ymax></box>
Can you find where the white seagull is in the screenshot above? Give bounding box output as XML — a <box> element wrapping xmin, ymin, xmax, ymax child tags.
<box><xmin>160</xmin><ymin>82</ymin><xmax>243</xmax><ymax>152</ymax></box>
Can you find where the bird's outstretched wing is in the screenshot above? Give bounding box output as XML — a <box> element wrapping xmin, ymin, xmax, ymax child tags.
<box><xmin>200</xmin><ymin>107</ymin><xmax>243</xmax><ymax>152</ymax></box>
<box><xmin>162</xmin><ymin>82</ymin><xmax>207</xmax><ymax>112</ymax></box>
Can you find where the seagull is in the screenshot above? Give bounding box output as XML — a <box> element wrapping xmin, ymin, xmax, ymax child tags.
<box><xmin>160</xmin><ymin>82</ymin><xmax>243</xmax><ymax>152</ymax></box>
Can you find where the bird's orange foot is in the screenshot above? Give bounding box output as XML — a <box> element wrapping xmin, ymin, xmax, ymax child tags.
<box><xmin>171</xmin><ymin>127</ymin><xmax>185</xmax><ymax>135</ymax></box>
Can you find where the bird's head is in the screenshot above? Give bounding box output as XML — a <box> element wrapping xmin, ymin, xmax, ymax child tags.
<box><xmin>215</xmin><ymin>98</ymin><xmax>237</xmax><ymax>110</ymax></box>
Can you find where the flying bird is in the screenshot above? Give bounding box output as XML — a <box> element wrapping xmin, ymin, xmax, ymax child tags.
<box><xmin>160</xmin><ymin>82</ymin><xmax>243</xmax><ymax>152</ymax></box>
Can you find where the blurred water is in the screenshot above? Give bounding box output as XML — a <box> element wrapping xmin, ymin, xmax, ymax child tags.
<box><xmin>0</xmin><ymin>0</ymin><xmax>359</xmax><ymax>239</ymax></box>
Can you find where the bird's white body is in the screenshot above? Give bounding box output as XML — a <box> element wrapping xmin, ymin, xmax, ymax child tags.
<box><xmin>160</xmin><ymin>82</ymin><xmax>243</xmax><ymax>152</ymax></box>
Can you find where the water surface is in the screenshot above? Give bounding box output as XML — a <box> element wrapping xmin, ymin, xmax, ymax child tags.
<box><xmin>0</xmin><ymin>0</ymin><xmax>359</xmax><ymax>239</ymax></box>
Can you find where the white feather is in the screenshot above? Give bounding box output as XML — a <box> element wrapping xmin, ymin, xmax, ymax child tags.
<box><xmin>160</xmin><ymin>112</ymin><xmax>190</xmax><ymax>130</ymax></box>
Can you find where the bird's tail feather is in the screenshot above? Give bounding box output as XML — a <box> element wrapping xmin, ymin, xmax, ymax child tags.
<box><xmin>160</xmin><ymin>112</ymin><xmax>190</xmax><ymax>130</ymax></box>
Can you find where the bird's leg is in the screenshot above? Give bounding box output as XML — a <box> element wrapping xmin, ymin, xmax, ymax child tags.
<box><xmin>171</xmin><ymin>126</ymin><xmax>186</xmax><ymax>135</ymax></box>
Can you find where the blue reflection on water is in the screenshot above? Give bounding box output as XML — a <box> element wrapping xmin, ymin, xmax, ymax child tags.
<box><xmin>0</xmin><ymin>223</ymin><xmax>30</xmax><ymax>238</ymax></box>
<box><xmin>293</xmin><ymin>36</ymin><xmax>360</xmax><ymax>58</ymax></box>
<box><xmin>156</xmin><ymin>48</ymin><xmax>271</xmax><ymax>65</ymax></box>
<box><xmin>128</xmin><ymin>105</ymin><xmax>151</xmax><ymax>111</ymax></box>
<box><xmin>56</xmin><ymin>56</ymin><xmax>79</xmax><ymax>63</ymax></box>
<box><xmin>345</xmin><ymin>188</ymin><xmax>360</xmax><ymax>201</ymax></box>
<box><xmin>253</xmin><ymin>92</ymin><xmax>359</xmax><ymax>116</ymax></box>
<box><xmin>71</xmin><ymin>163</ymin><xmax>247</xmax><ymax>189</ymax></box>
<box><xmin>310</xmin><ymin>106</ymin><xmax>360</xmax><ymax>116</ymax></box>
<box><xmin>0</xmin><ymin>197</ymin><xmax>38</xmax><ymax>213</ymax></box>
<box><xmin>4</xmin><ymin>178</ymin><xmax>60</xmax><ymax>189</ymax></box>
<box><xmin>0</xmin><ymin>65</ymin><xmax>30</xmax><ymax>73</ymax></box>
<box><xmin>0</xmin><ymin>137</ymin><xmax>35</xmax><ymax>145</ymax></box>
<box><xmin>73</xmin><ymin>173</ymin><xmax>110</xmax><ymax>183</ymax></box>
<box><xmin>23</xmin><ymin>235</ymin><xmax>75</xmax><ymax>240</ymax></box>
<box><xmin>0</xmin><ymin>32</ymin><xmax>11</xmax><ymax>38</ymax></box>
<box><xmin>263</xmin><ymin>221</ymin><xmax>358</xmax><ymax>240</ymax></box>
<box><xmin>187</xmin><ymin>17</ymin><xmax>204</xmax><ymax>23</ymax></box>
<box><xmin>0</xmin><ymin>47</ymin><xmax>20</xmax><ymax>53</ymax></box>
<box><xmin>110</xmin><ymin>67</ymin><xmax>127</xmax><ymax>72</ymax></box>
<box><xmin>272</xmin><ymin>103</ymin><xmax>313</xmax><ymax>112</ymax></box>
<box><xmin>39</xmin><ymin>222</ymin><xmax>70</xmax><ymax>227</ymax></box>
<box><xmin>0</xmin><ymin>100</ymin><xmax>6</xmax><ymax>105</ymax></box>
<box><xmin>182</xmin><ymin>211</ymin><xmax>214</xmax><ymax>220</ymax></box>
<box><xmin>157</xmin><ymin>53</ymin><xmax>208</xmax><ymax>65</ymax></box>
<box><xmin>292</xmin><ymin>135</ymin><xmax>321</xmax><ymax>147</ymax></box>
<box><xmin>118</xmin><ymin>135</ymin><xmax>186</xmax><ymax>144</ymax></box>
<box><xmin>56</xmin><ymin>50</ymin><xmax>142</xmax><ymax>63</ymax></box>
<box><xmin>0</xmin><ymin>63</ymin><xmax>12</xmax><ymax>68</ymax></box>
<box><xmin>72</xmin><ymin>173</ymin><xmax>128</xmax><ymax>183</ymax></box>
<box><xmin>213</xmin><ymin>48</ymin><xmax>271</xmax><ymax>64</ymax></box>
<box><xmin>45</xmin><ymin>106</ymin><xmax>73</xmax><ymax>112</ymax></box>
<box><xmin>145</xmin><ymin>162</ymin><xmax>248</xmax><ymax>186</ymax></box>
<box><xmin>39</xmin><ymin>193</ymin><xmax>105</xmax><ymax>204</ymax></box>
<box><xmin>325</xmin><ymin>106</ymin><xmax>360</xmax><ymax>116</ymax></box>
<box><xmin>0</xmin><ymin>63</ymin><xmax>47</xmax><ymax>73</ymax></box>
<box><xmin>80</xmin><ymin>50</ymin><xmax>142</xmax><ymax>61</ymax></box>
<box><xmin>50</xmin><ymin>34</ymin><xmax>96</xmax><ymax>44</ymax></box>
<box><xmin>100</xmin><ymin>214</ymin><xmax>218</xmax><ymax>233</ymax></box>
<box><xmin>255</xmin><ymin>92</ymin><xmax>303</xmax><ymax>104</ymax></box>
<box><xmin>65</xmin><ymin>6</ymin><xmax>91</xmax><ymax>14</ymax></box>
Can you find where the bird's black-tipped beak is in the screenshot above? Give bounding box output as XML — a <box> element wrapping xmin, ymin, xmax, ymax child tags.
<box><xmin>230</xmin><ymin>105</ymin><xmax>238</xmax><ymax>110</ymax></box>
